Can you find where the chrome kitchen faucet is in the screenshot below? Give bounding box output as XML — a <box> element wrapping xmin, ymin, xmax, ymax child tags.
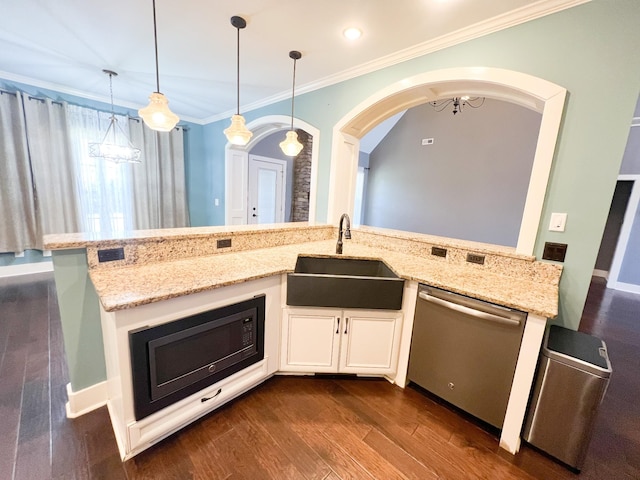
<box><xmin>336</xmin><ymin>213</ymin><xmax>351</xmax><ymax>254</ymax></box>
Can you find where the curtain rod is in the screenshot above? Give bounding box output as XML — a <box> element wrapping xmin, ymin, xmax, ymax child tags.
<box><xmin>0</xmin><ymin>86</ymin><xmax>187</xmax><ymax>130</ymax></box>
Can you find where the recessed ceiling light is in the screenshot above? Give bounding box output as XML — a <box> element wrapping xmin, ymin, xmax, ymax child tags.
<box><xmin>343</xmin><ymin>27</ymin><xmax>362</xmax><ymax>40</ymax></box>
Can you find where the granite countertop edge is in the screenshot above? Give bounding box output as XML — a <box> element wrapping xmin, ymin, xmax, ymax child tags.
<box><xmin>90</xmin><ymin>240</ymin><xmax>559</xmax><ymax>319</ymax></box>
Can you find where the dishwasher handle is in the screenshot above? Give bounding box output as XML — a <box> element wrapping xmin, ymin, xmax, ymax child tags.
<box><xmin>418</xmin><ymin>291</ymin><xmax>523</xmax><ymax>327</ymax></box>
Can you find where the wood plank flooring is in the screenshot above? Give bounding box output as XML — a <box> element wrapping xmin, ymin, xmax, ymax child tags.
<box><xmin>0</xmin><ymin>274</ymin><xmax>638</xmax><ymax>479</ymax></box>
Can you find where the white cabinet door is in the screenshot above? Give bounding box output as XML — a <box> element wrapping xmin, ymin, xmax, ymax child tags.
<box><xmin>339</xmin><ymin>310</ymin><xmax>403</xmax><ymax>375</ymax></box>
<box><xmin>280</xmin><ymin>308</ymin><xmax>341</xmax><ymax>373</ymax></box>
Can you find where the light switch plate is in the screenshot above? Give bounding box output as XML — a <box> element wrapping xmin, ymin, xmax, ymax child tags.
<box><xmin>549</xmin><ymin>212</ymin><xmax>567</xmax><ymax>232</ymax></box>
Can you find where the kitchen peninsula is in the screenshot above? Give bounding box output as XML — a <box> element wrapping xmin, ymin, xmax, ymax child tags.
<box><xmin>44</xmin><ymin>223</ymin><xmax>561</xmax><ymax>460</ymax></box>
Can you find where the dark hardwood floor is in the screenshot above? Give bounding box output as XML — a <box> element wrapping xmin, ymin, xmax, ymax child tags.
<box><xmin>1</xmin><ymin>274</ymin><xmax>638</xmax><ymax>479</ymax></box>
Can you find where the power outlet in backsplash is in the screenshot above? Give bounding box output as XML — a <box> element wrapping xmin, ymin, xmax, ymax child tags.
<box><xmin>466</xmin><ymin>253</ymin><xmax>486</xmax><ymax>265</ymax></box>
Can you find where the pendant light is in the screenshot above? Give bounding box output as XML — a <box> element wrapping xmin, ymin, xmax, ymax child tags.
<box><xmin>89</xmin><ymin>70</ymin><xmax>142</xmax><ymax>163</ymax></box>
<box><xmin>224</xmin><ymin>16</ymin><xmax>253</xmax><ymax>146</ymax></box>
<box><xmin>138</xmin><ymin>0</ymin><xmax>179</xmax><ymax>132</ymax></box>
<box><xmin>279</xmin><ymin>51</ymin><xmax>303</xmax><ymax>157</ymax></box>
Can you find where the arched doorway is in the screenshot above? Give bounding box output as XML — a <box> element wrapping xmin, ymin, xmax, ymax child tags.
<box><xmin>225</xmin><ymin>115</ymin><xmax>320</xmax><ymax>225</ymax></box>
<box><xmin>327</xmin><ymin>67</ymin><xmax>566</xmax><ymax>255</ymax></box>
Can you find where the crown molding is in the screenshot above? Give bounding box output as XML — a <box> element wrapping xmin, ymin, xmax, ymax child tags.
<box><xmin>0</xmin><ymin>70</ymin><xmax>204</xmax><ymax>125</ymax></box>
<box><xmin>205</xmin><ymin>0</ymin><xmax>590</xmax><ymax>124</ymax></box>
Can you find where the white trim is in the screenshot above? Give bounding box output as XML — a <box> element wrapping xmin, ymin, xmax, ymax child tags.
<box><xmin>0</xmin><ymin>261</ymin><xmax>53</xmax><ymax>278</ymax></box>
<box><xmin>607</xmin><ymin>174</ymin><xmax>640</xmax><ymax>291</ymax></box>
<box><xmin>225</xmin><ymin>115</ymin><xmax>320</xmax><ymax>224</ymax></box>
<box><xmin>65</xmin><ymin>381</ymin><xmax>108</xmax><ymax>418</ymax></box>
<box><xmin>328</xmin><ymin>67</ymin><xmax>566</xmax><ymax>256</ymax></box>
<box><xmin>500</xmin><ymin>313</ymin><xmax>547</xmax><ymax>454</ymax></box>
<box><xmin>204</xmin><ymin>0</ymin><xmax>589</xmax><ymax>124</ymax></box>
<box><xmin>610</xmin><ymin>282</ymin><xmax>640</xmax><ymax>295</ymax></box>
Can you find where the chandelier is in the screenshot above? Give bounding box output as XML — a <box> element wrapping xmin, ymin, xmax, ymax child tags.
<box><xmin>429</xmin><ymin>96</ymin><xmax>485</xmax><ymax>115</ymax></box>
<box><xmin>89</xmin><ymin>69</ymin><xmax>141</xmax><ymax>163</ymax></box>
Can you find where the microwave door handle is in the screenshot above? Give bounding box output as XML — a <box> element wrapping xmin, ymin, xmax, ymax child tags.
<box><xmin>419</xmin><ymin>292</ymin><xmax>522</xmax><ymax>327</ymax></box>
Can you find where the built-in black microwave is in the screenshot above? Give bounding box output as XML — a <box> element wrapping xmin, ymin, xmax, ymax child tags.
<box><xmin>129</xmin><ymin>295</ymin><xmax>265</xmax><ymax>420</ymax></box>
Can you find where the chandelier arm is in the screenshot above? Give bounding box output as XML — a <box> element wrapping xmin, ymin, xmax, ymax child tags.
<box><xmin>430</xmin><ymin>99</ymin><xmax>454</xmax><ymax>112</ymax></box>
<box><xmin>465</xmin><ymin>97</ymin><xmax>486</xmax><ymax>109</ymax></box>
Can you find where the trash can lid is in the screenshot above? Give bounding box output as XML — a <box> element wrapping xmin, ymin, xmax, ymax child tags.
<box><xmin>543</xmin><ymin>325</ymin><xmax>612</xmax><ymax>377</ymax></box>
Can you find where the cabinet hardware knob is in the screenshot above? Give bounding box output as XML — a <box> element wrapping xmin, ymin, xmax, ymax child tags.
<box><xmin>344</xmin><ymin>318</ymin><xmax>349</xmax><ymax>334</ymax></box>
<box><xmin>336</xmin><ymin>318</ymin><xmax>340</xmax><ymax>334</ymax></box>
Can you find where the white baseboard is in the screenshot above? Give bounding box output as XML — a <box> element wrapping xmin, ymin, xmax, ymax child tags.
<box><xmin>65</xmin><ymin>381</ymin><xmax>108</xmax><ymax>418</ymax></box>
<box><xmin>0</xmin><ymin>262</ymin><xmax>53</xmax><ymax>278</ymax></box>
<box><xmin>592</xmin><ymin>269</ymin><xmax>609</xmax><ymax>279</ymax></box>
<box><xmin>608</xmin><ymin>282</ymin><xmax>640</xmax><ymax>295</ymax></box>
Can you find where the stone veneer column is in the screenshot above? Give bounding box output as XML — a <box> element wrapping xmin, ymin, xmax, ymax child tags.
<box><xmin>290</xmin><ymin>129</ymin><xmax>313</xmax><ymax>222</ymax></box>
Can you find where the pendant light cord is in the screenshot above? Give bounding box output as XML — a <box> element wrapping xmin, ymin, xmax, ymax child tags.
<box><xmin>290</xmin><ymin>57</ymin><xmax>297</xmax><ymax>130</ymax></box>
<box><xmin>152</xmin><ymin>0</ymin><xmax>160</xmax><ymax>93</ymax></box>
<box><xmin>236</xmin><ymin>25</ymin><xmax>240</xmax><ymax>115</ymax></box>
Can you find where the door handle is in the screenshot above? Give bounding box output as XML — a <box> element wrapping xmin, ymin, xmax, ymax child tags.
<box><xmin>419</xmin><ymin>292</ymin><xmax>522</xmax><ymax>326</ymax></box>
<box><xmin>336</xmin><ymin>318</ymin><xmax>340</xmax><ymax>334</ymax></box>
<box><xmin>344</xmin><ymin>318</ymin><xmax>349</xmax><ymax>334</ymax></box>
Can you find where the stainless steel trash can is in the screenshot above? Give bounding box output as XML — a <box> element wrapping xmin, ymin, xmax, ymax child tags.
<box><xmin>523</xmin><ymin>325</ymin><xmax>612</xmax><ymax>471</ymax></box>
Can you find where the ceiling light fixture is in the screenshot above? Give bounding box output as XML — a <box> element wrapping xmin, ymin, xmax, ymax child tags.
<box><xmin>138</xmin><ymin>0</ymin><xmax>179</xmax><ymax>132</ymax></box>
<box><xmin>224</xmin><ymin>15</ymin><xmax>253</xmax><ymax>146</ymax></box>
<box><xmin>429</xmin><ymin>96</ymin><xmax>485</xmax><ymax>115</ymax></box>
<box><xmin>89</xmin><ymin>69</ymin><xmax>141</xmax><ymax>164</ymax></box>
<box><xmin>279</xmin><ymin>50</ymin><xmax>304</xmax><ymax>157</ymax></box>
<box><xmin>343</xmin><ymin>27</ymin><xmax>362</xmax><ymax>40</ymax></box>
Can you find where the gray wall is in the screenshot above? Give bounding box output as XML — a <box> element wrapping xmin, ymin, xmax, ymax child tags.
<box><xmin>250</xmin><ymin>131</ymin><xmax>295</xmax><ymax>222</ymax></box>
<box><xmin>363</xmin><ymin>99</ymin><xmax>541</xmax><ymax>247</ymax></box>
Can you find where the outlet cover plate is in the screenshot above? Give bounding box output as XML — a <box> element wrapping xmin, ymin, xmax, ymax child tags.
<box><xmin>542</xmin><ymin>242</ymin><xmax>567</xmax><ymax>262</ymax></box>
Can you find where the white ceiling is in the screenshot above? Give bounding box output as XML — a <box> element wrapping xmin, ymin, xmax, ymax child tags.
<box><xmin>0</xmin><ymin>0</ymin><xmax>584</xmax><ymax>123</ymax></box>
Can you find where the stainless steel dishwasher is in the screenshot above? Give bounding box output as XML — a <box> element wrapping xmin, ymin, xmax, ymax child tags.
<box><xmin>408</xmin><ymin>285</ymin><xmax>527</xmax><ymax>429</ymax></box>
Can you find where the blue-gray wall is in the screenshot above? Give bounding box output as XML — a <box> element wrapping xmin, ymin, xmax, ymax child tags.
<box><xmin>363</xmin><ymin>99</ymin><xmax>541</xmax><ymax>246</ymax></box>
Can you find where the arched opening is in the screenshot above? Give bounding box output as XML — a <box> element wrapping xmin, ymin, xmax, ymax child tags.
<box><xmin>328</xmin><ymin>67</ymin><xmax>566</xmax><ymax>255</ymax></box>
<box><xmin>225</xmin><ymin>115</ymin><xmax>320</xmax><ymax>225</ymax></box>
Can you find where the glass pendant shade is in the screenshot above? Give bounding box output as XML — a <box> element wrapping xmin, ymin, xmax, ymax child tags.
<box><xmin>224</xmin><ymin>114</ymin><xmax>253</xmax><ymax>145</ymax></box>
<box><xmin>139</xmin><ymin>92</ymin><xmax>179</xmax><ymax>132</ymax></box>
<box><xmin>279</xmin><ymin>130</ymin><xmax>303</xmax><ymax>156</ymax></box>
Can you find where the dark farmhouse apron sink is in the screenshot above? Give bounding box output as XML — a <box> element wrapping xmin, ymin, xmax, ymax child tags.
<box><xmin>286</xmin><ymin>256</ymin><xmax>404</xmax><ymax>310</ymax></box>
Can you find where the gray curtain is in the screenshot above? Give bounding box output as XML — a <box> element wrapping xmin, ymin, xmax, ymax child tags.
<box><xmin>22</xmin><ymin>96</ymin><xmax>81</xmax><ymax>242</ymax></box>
<box><xmin>0</xmin><ymin>91</ymin><xmax>38</xmax><ymax>252</ymax></box>
<box><xmin>129</xmin><ymin>121</ymin><xmax>189</xmax><ymax>230</ymax></box>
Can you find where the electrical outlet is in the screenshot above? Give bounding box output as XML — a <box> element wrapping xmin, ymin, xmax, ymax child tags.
<box><xmin>217</xmin><ymin>238</ymin><xmax>232</xmax><ymax>248</ymax></box>
<box><xmin>421</xmin><ymin>138</ymin><xmax>434</xmax><ymax>145</ymax></box>
<box><xmin>97</xmin><ymin>247</ymin><xmax>125</xmax><ymax>262</ymax></box>
<box><xmin>542</xmin><ymin>242</ymin><xmax>567</xmax><ymax>262</ymax></box>
<box><xmin>431</xmin><ymin>246</ymin><xmax>447</xmax><ymax>258</ymax></box>
<box><xmin>466</xmin><ymin>253</ymin><xmax>485</xmax><ymax>265</ymax></box>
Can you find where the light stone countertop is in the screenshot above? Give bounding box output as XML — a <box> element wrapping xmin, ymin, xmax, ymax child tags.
<box><xmin>89</xmin><ymin>239</ymin><xmax>560</xmax><ymax>318</ymax></box>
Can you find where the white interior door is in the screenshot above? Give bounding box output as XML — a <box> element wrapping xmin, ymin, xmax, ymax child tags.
<box><xmin>248</xmin><ymin>155</ymin><xmax>286</xmax><ymax>224</ymax></box>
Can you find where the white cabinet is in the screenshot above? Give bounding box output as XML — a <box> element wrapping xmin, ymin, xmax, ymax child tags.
<box><xmin>280</xmin><ymin>307</ymin><xmax>403</xmax><ymax>376</ymax></box>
